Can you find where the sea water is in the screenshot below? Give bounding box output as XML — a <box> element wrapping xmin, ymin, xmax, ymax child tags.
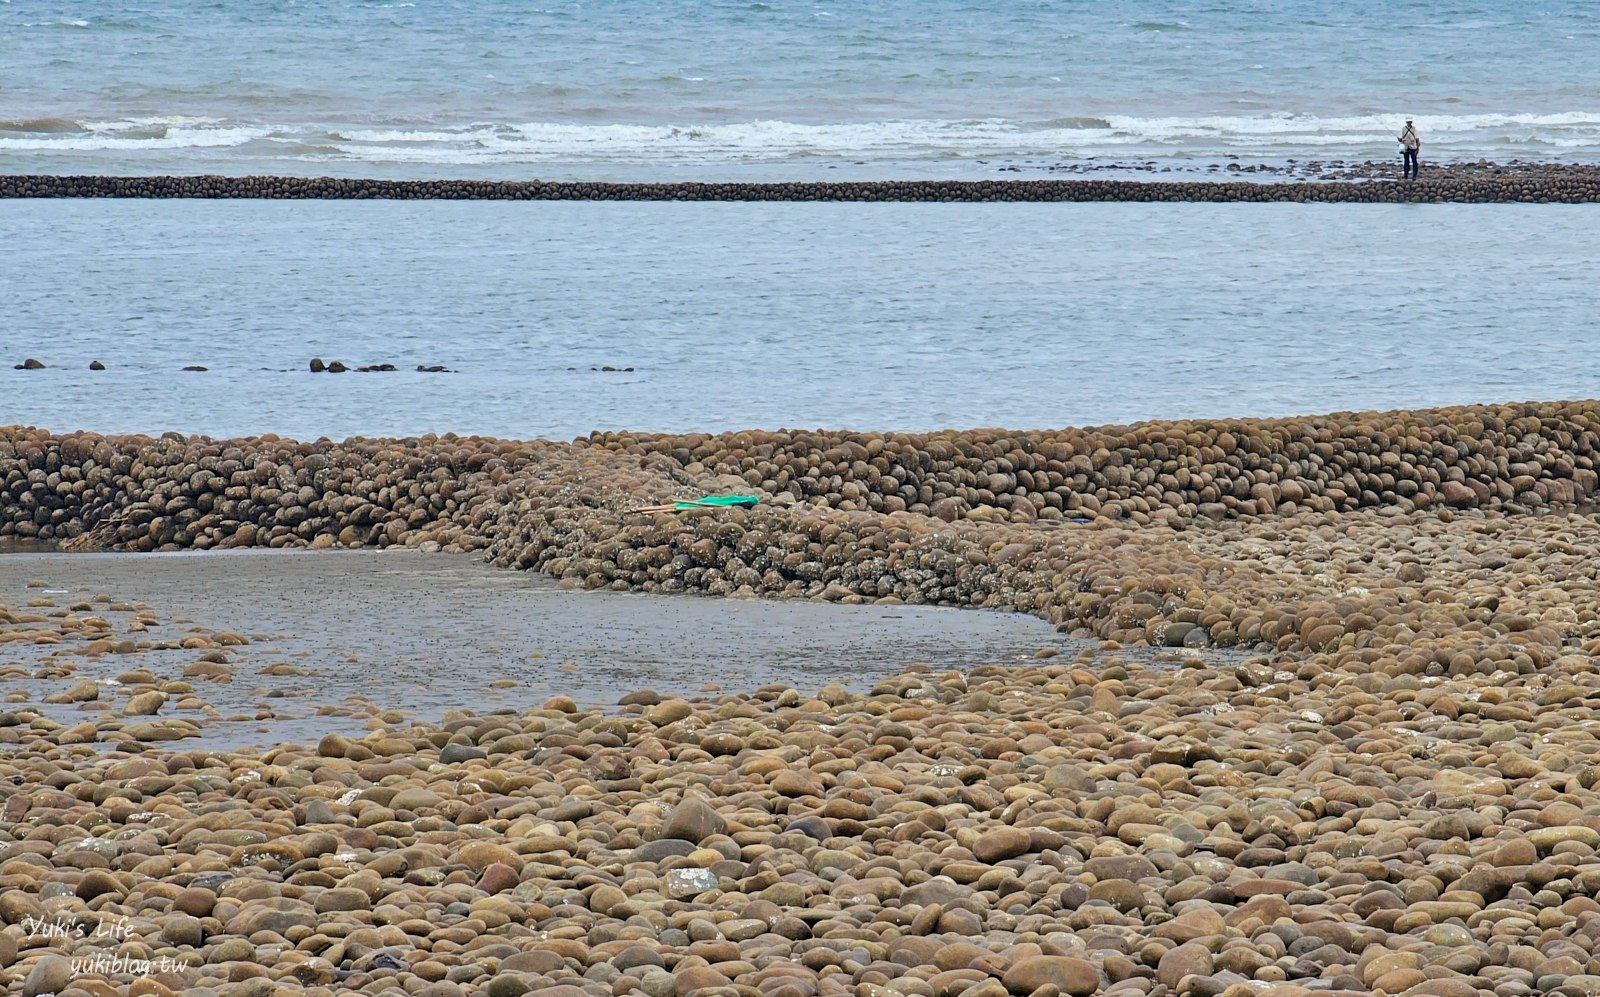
<box><xmin>3</xmin><ymin>0</ymin><xmax>1600</xmax><ymax>179</ymax></box>
<box><xmin>4</xmin><ymin>1</ymin><xmax>1596</xmax><ymax>439</ymax></box>
<box><xmin>3</xmin><ymin>199</ymin><xmax>1596</xmax><ymax>440</ymax></box>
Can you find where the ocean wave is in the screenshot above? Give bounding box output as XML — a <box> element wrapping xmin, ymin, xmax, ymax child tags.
<box><xmin>20</xmin><ymin>17</ymin><xmax>142</xmax><ymax>29</ymax></box>
<box><xmin>0</xmin><ymin>117</ymin><xmax>81</xmax><ymax>133</ymax></box>
<box><xmin>0</xmin><ymin>117</ymin><xmax>269</xmax><ymax>151</ymax></box>
<box><xmin>1101</xmin><ymin>110</ymin><xmax>1600</xmax><ymax>138</ymax></box>
<box><xmin>316</xmin><ymin>113</ymin><xmax>1600</xmax><ymax>164</ymax></box>
<box><xmin>1024</xmin><ymin>116</ymin><xmax>1113</xmax><ymax>131</ymax></box>
<box><xmin>3</xmin><ymin>110</ymin><xmax>1597</xmax><ymax>167</ymax></box>
<box><xmin>329</xmin><ymin>127</ymin><xmax>513</xmax><ymax>143</ymax></box>
<box><xmin>325</xmin><ymin>119</ymin><xmax>1044</xmax><ymax>163</ymax></box>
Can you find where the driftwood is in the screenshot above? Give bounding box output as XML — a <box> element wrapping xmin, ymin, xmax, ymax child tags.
<box><xmin>57</xmin><ymin>510</ymin><xmax>131</xmax><ymax>552</ymax></box>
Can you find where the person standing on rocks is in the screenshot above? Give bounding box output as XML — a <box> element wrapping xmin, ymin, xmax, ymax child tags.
<box><xmin>1397</xmin><ymin>118</ymin><xmax>1421</xmax><ymax>179</ymax></box>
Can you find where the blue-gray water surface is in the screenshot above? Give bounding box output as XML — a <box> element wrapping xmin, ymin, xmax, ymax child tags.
<box><xmin>2</xmin><ymin>201</ymin><xmax>1594</xmax><ymax>440</ymax></box>
<box><xmin>3</xmin><ymin>1</ymin><xmax>1599</xmax><ymax>178</ymax></box>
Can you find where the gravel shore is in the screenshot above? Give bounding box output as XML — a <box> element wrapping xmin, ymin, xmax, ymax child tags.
<box><xmin>5</xmin><ymin>403</ymin><xmax>1600</xmax><ymax>997</ymax></box>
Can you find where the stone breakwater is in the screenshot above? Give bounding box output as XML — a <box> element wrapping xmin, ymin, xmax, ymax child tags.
<box><xmin>7</xmin><ymin>399</ymin><xmax>1600</xmax><ymax>657</ymax></box>
<box><xmin>6</xmin><ymin>173</ymin><xmax>1600</xmax><ymax>203</ymax></box>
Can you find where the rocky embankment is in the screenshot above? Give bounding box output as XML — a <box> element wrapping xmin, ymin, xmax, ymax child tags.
<box><xmin>9</xmin><ymin>402</ymin><xmax>1600</xmax><ymax>997</ymax></box>
<box><xmin>5</xmin><ymin>172</ymin><xmax>1600</xmax><ymax>202</ymax></box>
<box><xmin>4</xmin><ymin>401</ymin><xmax>1600</xmax><ymax>653</ymax></box>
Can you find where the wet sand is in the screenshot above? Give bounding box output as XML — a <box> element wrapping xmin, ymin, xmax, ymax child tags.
<box><xmin>0</xmin><ymin>548</ymin><xmax>1096</xmax><ymax>751</ymax></box>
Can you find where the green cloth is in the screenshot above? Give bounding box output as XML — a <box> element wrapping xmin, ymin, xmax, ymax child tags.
<box><xmin>674</xmin><ymin>495</ymin><xmax>759</xmax><ymax>509</ymax></box>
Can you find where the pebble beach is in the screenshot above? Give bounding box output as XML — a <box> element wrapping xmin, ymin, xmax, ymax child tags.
<box><xmin>6</xmin><ymin>402</ymin><xmax>1600</xmax><ymax>997</ymax></box>
<box><xmin>9</xmin><ymin>0</ymin><xmax>1600</xmax><ymax>993</ymax></box>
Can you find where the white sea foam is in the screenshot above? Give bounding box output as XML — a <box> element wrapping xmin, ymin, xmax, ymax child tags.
<box><xmin>319</xmin><ymin>112</ymin><xmax>1600</xmax><ymax>166</ymax></box>
<box><xmin>1101</xmin><ymin>110</ymin><xmax>1600</xmax><ymax>139</ymax></box>
<box><xmin>328</xmin><ymin>119</ymin><xmax>1030</xmax><ymax>164</ymax></box>
<box><xmin>4</xmin><ymin>110</ymin><xmax>1598</xmax><ymax>167</ymax></box>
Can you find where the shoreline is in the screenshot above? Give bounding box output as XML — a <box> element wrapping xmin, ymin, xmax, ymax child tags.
<box><xmin>5</xmin><ymin>165</ymin><xmax>1600</xmax><ymax>202</ymax></box>
<box><xmin>4</xmin><ymin>398</ymin><xmax>1600</xmax><ymax>650</ymax></box>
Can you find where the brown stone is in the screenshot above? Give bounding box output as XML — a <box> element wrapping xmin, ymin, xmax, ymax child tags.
<box><xmin>1002</xmin><ymin>956</ymin><xmax>1099</xmax><ymax>996</ymax></box>
<box><xmin>771</xmin><ymin>770</ymin><xmax>823</xmax><ymax>797</ymax></box>
<box><xmin>972</xmin><ymin>826</ymin><xmax>1033</xmax><ymax>864</ymax></box>
<box><xmin>477</xmin><ymin>862</ymin><xmax>521</xmax><ymax>895</ymax></box>
<box><xmin>661</xmin><ymin>796</ymin><xmax>727</xmax><ymax>842</ymax></box>
<box><xmin>1157</xmin><ymin>942</ymin><xmax>1215</xmax><ymax>988</ymax></box>
<box><xmin>674</xmin><ymin>965</ymin><xmax>733</xmax><ymax>995</ymax></box>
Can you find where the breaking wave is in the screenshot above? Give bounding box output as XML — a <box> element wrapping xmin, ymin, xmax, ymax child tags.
<box><xmin>3</xmin><ymin>111</ymin><xmax>1597</xmax><ymax>168</ymax></box>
